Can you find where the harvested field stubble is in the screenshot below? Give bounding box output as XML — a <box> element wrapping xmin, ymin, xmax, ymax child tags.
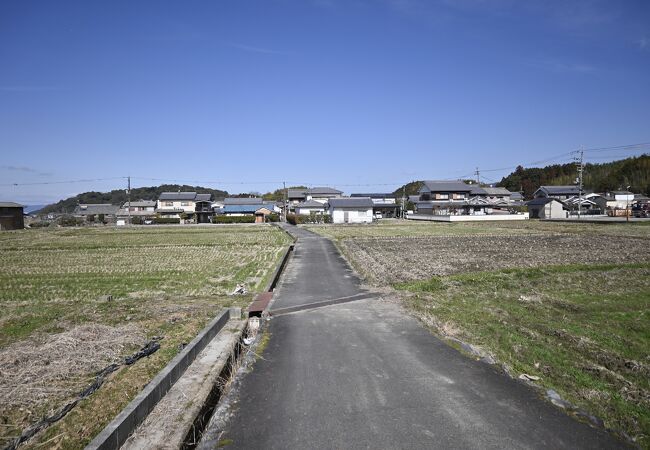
<box><xmin>0</xmin><ymin>225</ymin><xmax>291</xmax><ymax>449</ymax></box>
<box><xmin>342</xmin><ymin>234</ymin><xmax>649</xmax><ymax>284</ymax></box>
<box><xmin>307</xmin><ymin>221</ymin><xmax>650</xmax><ymax>446</ymax></box>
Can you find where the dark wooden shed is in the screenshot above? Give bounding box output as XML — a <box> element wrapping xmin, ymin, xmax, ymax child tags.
<box><xmin>0</xmin><ymin>202</ymin><xmax>25</xmax><ymax>230</ymax></box>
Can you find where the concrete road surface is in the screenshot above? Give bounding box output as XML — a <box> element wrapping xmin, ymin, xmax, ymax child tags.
<box><xmin>209</xmin><ymin>224</ymin><xmax>625</xmax><ymax>449</ymax></box>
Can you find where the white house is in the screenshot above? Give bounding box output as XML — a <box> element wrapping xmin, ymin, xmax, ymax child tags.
<box><xmin>527</xmin><ymin>198</ymin><xmax>567</xmax><ymax>219</ymax></box>
<box><xmin>157</xmin><ymin>192</ymin><xmax>213</xmax><ymax>223</ymax></box>
<box><xmin>307</xmin><ymin>187</ymin><xmax>343</xmax><ymax>204</ymax></box>
<box><xmin>603</xmin><ymin>191</ymin><xmax>635</xmax><ymax>209</ymax></box>
<box><xmin>351</xmin><ymin>193</ymin><xmax>400</xmax><ymax>218</ymax></box>
<box><xmin>295</xmin><ymin>200</ymin><xmax>327</xmax><ymax>215</ymax></box>
<box><xmin>328</xmin><ymin>198</ymin><xmax>374</xmax><ymax>224</ymax></box>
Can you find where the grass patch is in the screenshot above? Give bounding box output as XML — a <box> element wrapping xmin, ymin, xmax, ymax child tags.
<box><xmin>396</xmin><ymin>263</ymin><xmax>650</xmax><ymax>447</ymax></box>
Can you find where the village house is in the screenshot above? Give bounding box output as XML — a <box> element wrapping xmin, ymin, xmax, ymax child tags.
<box><xmin>287</xmin><ymin>187</ymin><xmax>343</xmax><ymax>209</ymax></box>
<box><xmin>328</xmin><ymin>197</ymin><xmax>373</xmax><ymax>224</ymax></box>
<box><xmin>115</xmin><ymin>200</ymin><xmax>157</xmax><ymax>225</ymax></box>
<box><xmin>217</xmin><ymin>197</ymin><xmax>280</xmax><ymax>222</ymax></box>
<box><xmin>0</xmin><ymin>202</ymin><xmax>24</xmax><ymax>230</ymax></box>
<box><xmin>481</xmin><ymin>187</ymin><xmax>513</xmax><ymax>205</ymax></box>
<box><xmin>600</xmin><ymin>191</ymin><xmax>635</xmax><ymax>209</ymax></box>
<box><xmin>295</xmin><ymin>199</ymin><xmax>327</xmax><ymax>215</ymax></box>
<box><xmin>415</xmin><ymin>180</ymin><xmax>487</xmax><ymax>215</ymax></box>
<box><xmin>157</xmin><ymin>192</ymin><xmax>213</xmax><ymax>223</ymax></box>
<box><xmin>526</xmin><ymin>198</ymin><xmax>567</xmax><ymax>219</ymax></box>
<box><xmin>122</xmin><ymin>200</ymin><xmax>156</xmax><ymax>213</ymax></box>
<box><xmin>533</xmin><ymin>185</ymin><xmax>586</xmax><ymax>200</ymax></box>
<box><xmin>73</xmin><ymin>204</ymin><xmax>120</xmax><ymax>222</ymax></box>
<box><xmin>287</xmin><ymin>189</ymin><xmax>308</xmax><ymax>205</ymax></box>
<box><xmin>351</xmin><ymin>193</ymin><xmax>401</xmax><ymax>218</ymax></box>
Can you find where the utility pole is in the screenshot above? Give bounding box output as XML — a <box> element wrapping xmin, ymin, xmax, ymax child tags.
<box><xmin>626</xmin><ymin>185</ymin><xmax>631</xmax><ymax>223</ymax></box>
<box><xmin>575</xmin><ymin>148</ymin><xmax>584</xmax><ymax>220</ymax></box>
<box><xmin>401</xmin><ymin>186</ymin><xmax>405</xmax><ymax>219</ymax></box>
<box><xmin>127</xmin><ymin>176</ymin><xmax>131</xmax><ymax>226</ymax></box>
<box><xmin>283</xmin><ymin>181</ymin><xmax>287</xmax><ymax>222</ymax></box>
<box><xmin>474</xmin><ymin>167</ymin><xmax>480</xmax><ymax>185</ymax></box>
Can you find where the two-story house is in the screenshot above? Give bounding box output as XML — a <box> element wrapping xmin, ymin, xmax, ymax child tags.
<box><xmin>350</xmin><ymin>193</ymin><xmax>400</xmax><ymax>218</ymax></box>
<box><xmin>287</xmin><ymin>187</ymin><xmax>343</xmax><ymax>209</ymax></box>
<box><xmin>157</xmin><ymin>192</ymin><xmax>213</xmax><ymax>223</ymax></box>
<box><xmin>533</xmin><ymin>185</ymin><xmax>585</xmax><ymax>200</ymax></box>
<box><xmin>415</xmin><ymin>180</ymin><xmax>478</xmax><ymax>215</ymax></box>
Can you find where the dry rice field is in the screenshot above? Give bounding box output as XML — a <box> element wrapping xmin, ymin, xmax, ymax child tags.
<box><xmin>306</xmin><ymin>220</ymin><xmax>650</xmax><ymax>446</ymax></box>
<box><xmin>0</xmin><ymin>225</ymin><xmax>291</xmax><ymax>449</ymax></box>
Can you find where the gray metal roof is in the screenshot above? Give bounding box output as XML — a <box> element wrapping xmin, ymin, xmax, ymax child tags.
<box><xmin>527</xmin><ymin>198</ymin><xmax>561</xmax><ymax>206</ymax></box>
<box><xmin>420</xmin><ymin>180</ymin><xmax>473</xmax><ymax>193</ymax></box>
<box><xmin>470</xmin><ymin>186</ymin><xmax>487</xmax><ymax>195</ymax></box>
<box><xmin>328</xmin><ymin>197</ymin><xmax>373</xmax><ymax>208</ymax></box>
<box><xmin>159</xmin><ymin>192</ymin><xmax>197</xmax><ymax>201</ymax></box>
<box><xmin>122</xmin><ymin>200</ymin><xmax>156</xmax><ymax>208</ymax></box>
<box><xmin>481</xmin><ymin>187</ymin><xmax>512</xmax><ymax>196</ymax></box>
<box><xmin>287</xmin><ymin>189</ymin><xmax>307</xmax><ymax>198</ymax></box>
<box><xmin>351</xmin><ymin>193</ymin><xmax>396</xmax><ymax>199</ymax></box>
<box><xmin>195</xmin><ymin>193</ymin><xmax>212</xmax><ymax>202</ymax></box>
<box><xmin>537</xmin><ymin>186</ymin><xmax>581</xmax><ymax>195</ymax></box>
<box><xmin>74</xmin><ymin>204</ymin><xmax>120</xmax><ymax>215</ymax></box>
<box><xmin>0</xmin><ymin>202</ymin><xmax>23</xmax><ymax>208</ymax></box>
<box><xmin>223</xmin><ymin>197</ymin><xmax>264</xmax><ymax>205</ymax></box>
<box><xmin>308</xmin><ymin>187</ymin><xmax>343</xmax><ymax>195</ymax></box>
<box><xmin>296</xmin><ymin>200</ymin><xmax>326</xmax><ymax>208</ymax></box>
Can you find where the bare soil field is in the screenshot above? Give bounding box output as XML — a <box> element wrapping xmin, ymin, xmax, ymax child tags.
<box><xmin>306</xmin><ymin>220</ymin><xmax>650</xmax><ymax>447</ymax></box>
<box><xmin>341</xmin><ymin>233</ymin><xmax>649</xmax><ymax>284</ymax></box>
<box><xmin>0</xmin><ymin>225</ymin><xmax>291</xmax><ymax>449</ymax></box>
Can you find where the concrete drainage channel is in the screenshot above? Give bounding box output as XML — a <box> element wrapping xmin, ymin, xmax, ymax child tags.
<box><xmin>85</xmin><ymin>240</ymin><xmax>295</xmax><ymax>450</ymax></box>
<box><xmin>180</xmin><ymin>327</ymin><xmax>249</xmax><ymax>450</ymax></box>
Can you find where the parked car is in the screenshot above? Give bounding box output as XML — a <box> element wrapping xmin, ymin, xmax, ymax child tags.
<box><xmin>631</xmin><ymin>205</ymin><xmax>649</xmax><ymax>218</ymax></box>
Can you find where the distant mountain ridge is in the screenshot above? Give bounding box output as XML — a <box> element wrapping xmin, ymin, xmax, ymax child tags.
<box><xmin>391</xmin><ymin>155</ymin><xmax>649</xmax><ymax>200</ymax></box>
<box><xmin>36</xmin><ymin>184</ymin><xmax>229</xmax><ymax>215</ymax></box>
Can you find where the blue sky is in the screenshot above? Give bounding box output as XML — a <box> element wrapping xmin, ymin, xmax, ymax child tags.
<box><xmin>1</xmin><ymin>0</ymin><xmax>649</xmax><ymax>204</ymax></box>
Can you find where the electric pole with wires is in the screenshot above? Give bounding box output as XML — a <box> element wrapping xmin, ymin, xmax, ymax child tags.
<box><xmin>283</xmin><ymin>181</ymin><xmax>287</xmax><ymax>222</ymax></box>
<box><xmin>126</xmin><ymin>175</ymin><xmax>131</xmax><ymax>226</ymax></box>
<box><xmin>574</xmin><ymin>149</ymin><xmax>584</xmax><ymax>220</ymax></box>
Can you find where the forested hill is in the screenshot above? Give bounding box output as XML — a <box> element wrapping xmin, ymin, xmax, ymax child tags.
<box><xmin>391</xmin><ymin>155</ymin><xmax>649</xmax><ymax>200</ymax></box>
<box><xmin>392</xmin><ymin>180</ymin><xmax>424</xmax><ymax>198</ymax></box>
<box><xmin>497</xmin><ymin>154</ymin><xmax>650</xmax><ymax>199</ymax></box>
<box><xmin>37</xmin><ymin>184</ymin><xmax>229</xmax><ymax>215</ymax></box>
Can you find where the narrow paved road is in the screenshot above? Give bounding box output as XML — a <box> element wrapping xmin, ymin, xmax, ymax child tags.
<box><xmin>213</xmin><ymin>225</ymin><xmax>625</xmax><ymax>449</ymax></box>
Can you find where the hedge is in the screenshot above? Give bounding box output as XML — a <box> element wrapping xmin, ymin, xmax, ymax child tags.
<box><xmin>286</xmin><ymin>213</ymin><xmax>332</xmax><ymax>225</ymax></box>
<box><xmin>153</xmin><ymin>217</ymin><xmax>181</xmax><ymax>224</ymax></box>
<box><xmin>212</xmin><ymin>215</ymin><xmax>256</xmax><ymax>224</ymax></box>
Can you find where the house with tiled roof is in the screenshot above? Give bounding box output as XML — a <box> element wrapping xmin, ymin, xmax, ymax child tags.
<box><xmin>328</xmin><ymin>197</ymin><xmax>374</xmax><ymax>223</ymax></box>
<box><xmin>157</xmin><ymin>192</ymin><xmax>213</xmax><ymax>223</ymax></box>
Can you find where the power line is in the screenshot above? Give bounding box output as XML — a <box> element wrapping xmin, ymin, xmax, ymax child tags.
<box><xmin>582</xmin><ymin>142</ymin><xmax>650</xmax><ymax>153</ymax></box>
<box><xmin>0</xmin><ymin>176</ymin><xmax>127</xmax><ymax>187</ymax></box>
<box><xmin>2</xmin><ymin>141</ymin><xmax>647</xmax><ymax>190</ymax></box>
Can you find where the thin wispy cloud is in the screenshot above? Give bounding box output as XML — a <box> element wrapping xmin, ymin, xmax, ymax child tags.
<box><xmin>638</xmin><ymin>37</ymin><xmax>649</xmax><ymax>50</ymax></box>
<box><xmin>226</xmin><ymin>43</ymin><xmax>291</xmax><ymax>55</ymax></box>
<box><xmin>1</xmin><ymin>165</ymin><xmax>52</xmax><ymax>176</ymax></box>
